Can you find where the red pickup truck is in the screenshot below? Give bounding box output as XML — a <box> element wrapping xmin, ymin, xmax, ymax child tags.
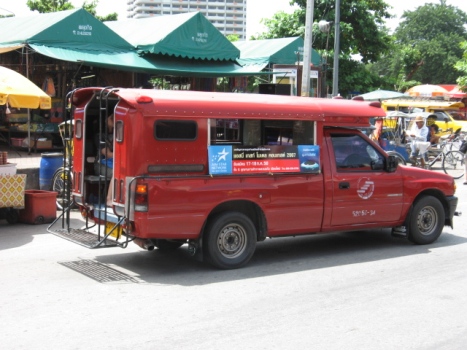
<box><xmin>49</xmin><ymin>88</ymin><xmax>459</xmax><ymax>269</ymax></box>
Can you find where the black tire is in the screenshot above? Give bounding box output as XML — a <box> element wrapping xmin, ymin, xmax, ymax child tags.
<box><xmin>52</xmin><ymin>167</ymin><xmax>73</xmax><ymax>209</ymax></box>
<box><xmin>152</xmin><ymin>239</ymin><xmax>185</xmax><ymax>251</ymax></box>
<box><xmin>204</xmin><ymin>212</ymin><xmax>257</xmax><ymax>269</ymax></box>
<box><xmin>442</xmin><ymin>150</ymin><xmax>465</xmax><ymax>180</ymax></box>
<box><xmin>407</xmin><ymin>196</ymin><xmax>445</xmax><ymax>245</ymax></box>
<box><xmin>5</xmin><ymin>208</ymin><xmax>19</xmax><ymax>224</ymax></box>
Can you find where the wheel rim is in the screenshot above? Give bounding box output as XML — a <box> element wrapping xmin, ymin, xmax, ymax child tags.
<box><xmin>54</xmin><ymin>177</ymin><xmax>68</xmax><ymax>207</ymax></box>
<box><xmin>53</xmin><ymin>170</ymin><xmax>72</xmax><ymax>208</ymax></box>
<box><xmin>417</xmin><ymin>206</ymin><xmax>438</xmax><ymax>236</ymax></box>
<box><xmin>443</xmin><ymin>151</ymin><xmax>465</xmax><ymax>179</ymax></box>
<box><xmin>217</xmin><ymin>224</ymin><xmax>248</xmax><ymax>259</ymax></box>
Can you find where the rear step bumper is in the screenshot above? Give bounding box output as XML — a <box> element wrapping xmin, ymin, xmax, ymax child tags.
<box><xmin>47</xmin><ymin>207</ymin><xmax>130</xmax><ymax>249</ymax></box>
<box><xmin>51</xmin><ymin>227</ymin><xmax>121</xmax><ymax>249</ymax></box>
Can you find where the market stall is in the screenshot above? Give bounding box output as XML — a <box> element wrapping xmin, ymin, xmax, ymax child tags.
<box><xmin>0</xmin><ymin>160</ymin><xmax>26</xmax><ymax>224</ymax></box>
<box><xmin>0</xmin><ymin>65</ymin><xmax>51</xmax><ymax>223</ymax></box>
<box><xmin>0</xmin><ymin>65</ymin><xmax>52</xmax><ymax>153</ymax></box>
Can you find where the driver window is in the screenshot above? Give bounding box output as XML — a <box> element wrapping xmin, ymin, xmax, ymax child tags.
<box><xmin>331</xmin><ymin>134</ymin><xmax>384</xmax><ymax>171</ymax></box>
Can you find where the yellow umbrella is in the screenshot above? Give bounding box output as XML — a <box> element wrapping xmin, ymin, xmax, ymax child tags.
<box><xmin>0</xmin><ymin>65</ymin><xmax>51</xmax><ymax>109</ymax></box>
<box><xmin>406</xmin><ymin>84</ymin><xmax>448</xmax><ymax>98</ymax></box>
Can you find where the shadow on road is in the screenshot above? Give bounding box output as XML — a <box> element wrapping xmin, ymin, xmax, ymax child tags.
<box><xmin>0</xmin><ymin>217</ymin><xmax>88</xmax><ymax>251</ymax></box>
<box><xmin>59</xmin><ymin>228</ymin><xmax>467</xmax><ymax>285</ymax></box>
<box><xmin>0</xmin><ymin>220</ymin><xmax>36</xmax><ymax>250</ymax></box>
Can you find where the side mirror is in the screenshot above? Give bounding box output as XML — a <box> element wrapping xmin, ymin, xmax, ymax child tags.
<box><xmin>386</xmin><ymin>155</ymin><xmax>398</xmax><ymax>172</ymax></box>
<box><xmin>371</xmin><ymin>160</ymin><xmax>385</xmax><ymax>171</ymax></box>
<box><xmin>444</xmin><ymin>117</ymin><xmax>449</xmax><ymax>123</ymax></box>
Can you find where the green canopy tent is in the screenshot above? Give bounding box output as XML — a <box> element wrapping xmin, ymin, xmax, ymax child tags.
<box><xmin>233</xmin><ymin>37</ymin><xmax>322</xmax><ymax>95</ymax></box>
<box><xmin>234</xmin><ymin>37</ymin><xmax>322</xmax><ymax>67</ymax></box>
<box><xmin>0</xmin><ymin>9</ymin><xmax>268</xmax><ymax>78</ymax></box>
<box><xmin>104</xmin><ymin>11</ymin><xmax>271</xmax><ymax>82</ymax></box>
<box><xmin>357</xmin><ymin>90</ymin><xmax>413</xmax><ymax>101</ymax></box>
<box><xmin>0</xmin><ymin>8</ymin><xmax>138</xmax><ymax>85</ymax></box>
<box><xmin>105</xmin><ymin>12</ymin><xmax>239</xmax><ymax>61</ymax></box>
<box><xmin>0</xmin><ymin>8</ymin><xmax>132</xmax><ymax>53</ymax></box>
<box><xmin>29</xmin><ymin>44</ymin><xmax>269</xmax><ymax>78</ymax></box>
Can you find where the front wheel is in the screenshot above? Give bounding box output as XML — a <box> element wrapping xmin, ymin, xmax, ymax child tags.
<box><xmin>407</xmin><ymin>196</ymin><xmax>445</xmax><ymax>245</ymax></box>
<box><xmin>442</xmin><ymin>150</ymin><xmax>465</xmax><ymax>179</ymax></box>
<box><xmin>204</xmin><ymin>212</ymin><xmax>257</xmax><ymax>269</ymax></box>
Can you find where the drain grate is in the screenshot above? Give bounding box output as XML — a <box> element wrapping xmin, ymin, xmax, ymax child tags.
<box><xmin>59</xmin><ymin>259</ymin><xmax>142</xmax><ymax>283</ymax></box>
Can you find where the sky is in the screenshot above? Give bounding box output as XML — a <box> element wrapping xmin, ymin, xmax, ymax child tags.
<box><xmin>1</xmin><ymin>0</ymin><xmax>467</xmax><ymax>39</ymax></box>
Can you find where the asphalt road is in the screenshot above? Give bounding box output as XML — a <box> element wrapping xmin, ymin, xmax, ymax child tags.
<box><xmin>1</xmin><ymin>176</ymin><xmax>467</xmax><ymax>350</ymax></box>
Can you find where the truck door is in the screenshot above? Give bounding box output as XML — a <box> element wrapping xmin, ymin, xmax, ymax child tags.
<box><xmin>326</xmin><ymin>130</ymin><xmax>404</xmax><ymax>227</ymax></box>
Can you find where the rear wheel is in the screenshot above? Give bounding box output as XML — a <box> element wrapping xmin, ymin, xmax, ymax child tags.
<box><xmin>407</xmin><ymin>196</ymin><xmax>444</xmax><ymax>245</ymax></box>
<box><xmin>52</xmin><ymin>167</ymin><xmax>73</xmax><ymax>209</ymax></box>
<box><xmin>204</xmin><ymin>212</ymin><xmax>257</xmax><ymax>269</ymax></box>
<box><xmin>442</xmin><ymin>150</ymin><xmax>465</xmax><ymax>179</ymax></box>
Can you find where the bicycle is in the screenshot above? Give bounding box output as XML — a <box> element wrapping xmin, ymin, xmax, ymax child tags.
<box><xmin>410</xmin><ymin>134</ymin><xmax>465</xmax><ymax>179</ymax></box>
<box><xmin>52</xmin><ymin>120</ymin><xmax>74</xmax><ymax>210</ymax></box>
<box><xmin>52</xmin><ymin>164</ymin><xmax>73</xmax><ymax>210</ymax></box>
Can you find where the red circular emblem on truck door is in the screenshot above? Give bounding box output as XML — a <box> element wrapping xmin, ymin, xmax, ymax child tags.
<box><xmin>357</xmin><ymin>177</ymin><xmax>374</xmax><ymax>200</ymax></box>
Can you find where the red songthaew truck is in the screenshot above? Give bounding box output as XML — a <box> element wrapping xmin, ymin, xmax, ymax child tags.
<box><xmin>49</xmin><ymin>87</ymin><xmax>459</xmax><ymax>269</ymax></box>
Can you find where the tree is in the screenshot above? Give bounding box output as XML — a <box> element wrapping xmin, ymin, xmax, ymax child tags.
<box><xmin>254</xmin><ymin>11</ymin><xmax>304</xmax><ymax>39</ymax></box>
<box><xmin>26</xmin><ymin>0</ymin><xmax>118</xmax><ymax>21</ymax></box>
<box><xmin>225</xmin><ymin>34</ymin><xmax>240</xmax><ymax>42</ymax></box>
<box><xmin>82</xmin><ymin>0</ymin><xmax>118</xmax><ymax>21</ymax></box>
<box><xmin>392</xmin><ymin>1</ymin><xmax>467</xmax><ymax>85</ymax></box>
<box><xmin>455</xmin><ymin>41</ymin><xmax>467</xmax><ymax>89</ymax></box>
<box><xmin>255</xmin><ymin>0</ymin><xmax>393</xmax><ymax>64</ymax></box>
<box><xmin>252</xmin><ymin>0</ymin><xmax>394</xmax><ymax>96</ymax></box>
<box><xmin>367</xmin><ymin>43</ymin><xmax>424</xmax><ymax>92</ymax></box>
<box><xmin>26</xmin><ymin>0</ymin><xmax>74</xmax><ymax>12</ymax></box>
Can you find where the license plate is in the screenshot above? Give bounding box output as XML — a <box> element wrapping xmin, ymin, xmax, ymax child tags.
<box><xmin>105</xmin><ymin>222</ymin><xmax>122</xmax><ymax>239</ymax></box>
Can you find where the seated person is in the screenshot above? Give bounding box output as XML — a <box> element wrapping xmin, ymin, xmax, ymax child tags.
<box><xmin>369</xmin><ymin>118</ymin><xmax>383</xmax><ymax>145</ymax></box>
<box><xmin>409</xmin><ymin>115</ymin><xmax>430</xmax><ymax>167</ymax></box>
<box><xmin>94</xmin><ymin>114</ymin><xmax>114</xmax><ymax>180</ymax></box>
<box><xmin>94</xmin><ymin>114</ymin><xmax>114</xmax><ymax>205</ymax></box>
<box><xmin>429</xmin><ymin>124</ymin><xmax>440</xmax><ymax>145</ymax></box>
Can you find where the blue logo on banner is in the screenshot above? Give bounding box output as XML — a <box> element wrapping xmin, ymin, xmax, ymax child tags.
<box><xmin>208</xmin><ymin>146</ymin><xmax>233</xmax><ymax>174</ymax></box>
<box><xmin>298</xmin><ymin>145</ymin><xmax>320</xmax><ymax>173</ymax></box>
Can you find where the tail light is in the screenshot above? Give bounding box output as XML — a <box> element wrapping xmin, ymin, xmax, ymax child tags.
<box><xmin>134</xmin><ymin>183</ymin><xmax>148</xmax><ymax>212</ymax></box>
<box><xmin>81</xmin><ymin>208</ymin><xmax>87</xmax><ymax>218</ymax></box>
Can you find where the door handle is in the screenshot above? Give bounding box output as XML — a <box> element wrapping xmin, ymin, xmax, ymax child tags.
<box><xmin>339</xmin><ymin>182</ymin><xmax>350</xmax><ymax>189</ymax></box>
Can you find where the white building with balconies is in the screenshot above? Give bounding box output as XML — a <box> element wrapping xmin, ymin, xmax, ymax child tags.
<box><xmin>126</xmin><ymin>0</ymin><xmax>247</xmax><ymax>39</ymax></box>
